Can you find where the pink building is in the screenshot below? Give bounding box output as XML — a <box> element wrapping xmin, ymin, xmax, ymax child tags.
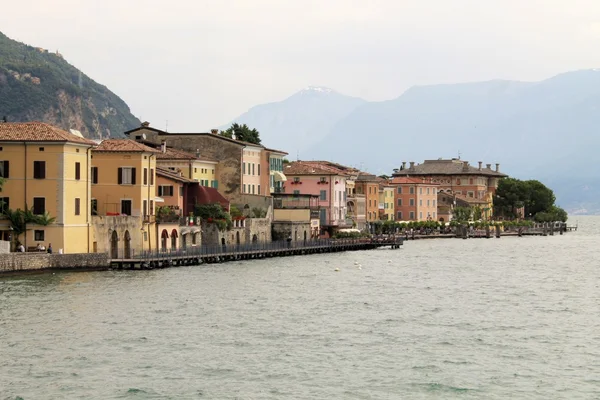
<box><xmin>282</xmin><ymin>162</ymin><xmax>351</xmax><ymax>236</ymax></box>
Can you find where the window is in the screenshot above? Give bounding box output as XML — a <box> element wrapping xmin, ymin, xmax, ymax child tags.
<box><xmin>409</xmin><ymin>186</ymin><xmax>414</xmax><ymax>194</ymax></box>
<box><xmin>468</xmin><ymin>191</ymin><xmax>474</xmax><ymax>198</ymax></box>
<box><xmin>243</xmin><ymin>163</ymin><xmax>246</xmax><ymax>174</ymax></box>
<box><xmin>419</xmin><ymin>187</ymin><xmax>423</xmax><ymax>195</ymax></box>
<box><xmin>426</xmin><ymin>187</ymin><xmax>430</xmax><ymax>195</ymax></box>
<box><xmin>409</xmin><ymin>198</ymin><xmax>414</xmax><ymax>206</ymax></box>
<box><xmin>252</xmin><ymin>163</ymin><xmax>255</xmax><ymax>175</ymax></box>
<box><xmin>252</xmin><ymin>184</ymin><xmax>255</xmax><ymax>194</ymax></box>
<box><xmin>456</xmin><ymin>179</ymin><xmax>461</xmax><ymax>185</ymax></box>
<box><xmin>158</xmin><ymin>186</ymin><xmax>174</xmax><ymax>196</ymax></box>
<box><xmin>38</xmin><ymin>147</ymin><xmax>44</xmax><ymax>152</ymax></box>
<box><xmin>180</xmin><ymin>186</ymin><xmax>184</xmax><ymax>196</ymax></box>
<box><xmin>320</xmin><ymin>190</ymin><xmax>327</xmax><ymax>201</ymax></box>
<box><xmin>397</xmin><ymin>211</ymin><xmax>403</xmax><ymax>220</ymax></box>
<box><xmin>258</xmin><ymin>185</ymin><xmax>261</xmax><ymax>195</ymax></box>
<box><xmin>0</xmin><ymin>161</ymin><xmax>9</xmax><ymax>178</ymax></box>
<box><xmin>212</xmin><ymin>169</ymin><xmax>215</xmax><ymax>174</ymax></box>
<box><xmin>143</xmin><ymin>200</ymin><xmax>147</xmax><ymax>216</ymax></box>
<box><xmin>294</xmin><ymin>177</ymin><xmax>300</xmax><ymax>183</ymax></box>
<box><xmin>91</xmin><ymin>199</ymin><xmax>98</xmax><ymax>216</ymax></box>
<box><xmin>258</xmin><ymin>164</ymin><xmax>261</xmax><ymax>176</ymax></box>
<box><xmin>118</xmin><ymin>167</ymin><xmax>136</xmax><ymax>185</ymax></box>
<box><xmin>397</xmin><ymin>187</ymin><xmax>402</xmax><ymax>194</ymax></box>
<box><xmin>419</xmin><ymin>199</ymin><xmax>422</xmax><ymax>206</ymax></box>
<box><xmin>150</xmin><ymin>200</ymin><xmax>154</xmax><ymax>215</ymax></box>
<box><xmin>75</xmin><ymin>198</ymin><xmax>80</xmax><ymax>215</ymax></box>
<box><xmin>433</xmin><ymin>200</ymin><xmax>436</xmax><ymax>207</ymax></box>
<box><xmin>75</xmin><ymin>162</ymin><xmax>81</xmax><ymax>180</ymax></box>
<box><xmin>143</xmin><ymin>168</ymin><xmax>148</xmax><ymax>185</ymax></box>
<box><xmin>320</xmin><ymin>177</ymin><xmax>326</xmax><ymax>183</ymax></box>
<box><xmin>194</xmin><ymin>168</ymin><xmax>197</xmax><ymax>173</ymax></box>
<box><xmin>34</xmin><ymin>230</ymin><xmax>44</xmax><ymax>241</ymax></box>
<box><xmin>409</xmin><ymin>211</ymin><xmax>415</xmax><ymax>219</ymax></box>
<box><xmin>150</xmin><ymin>169</ymin><xmax>154</xmax><ymax>185</ymax></box>
<box><xmin>469</xmin><ymin>178</ymin><xmax>474</xmax><ymax>185</ymax></box>
<box><xmin>243</xmin><ymin>184</ymin><xmax>246</xmax><ymax>193</ymax></box>
<box><xmin>33</xmin><ymin>197</ymin><xmax>45</xmax><ymax>215</ymax></box>
<box><xmin>121</xmin><ymin>200</ymin><xmax>132</xmax><ymax>216</ymax></box>
<box><xmin>427</xmin><ymin>200</ymin><xmax>430</xmax><ymax>207</ymax></box>
<box><xmin>293</xmin><ymin>190</ymin><xmax>300</xmax><ymax>197</ymax></box>
<box><xmin>0</xmin><ymin>197</ymin><xmax>9</xmax><ymax>213</ymax></box>
<box><xmin>33</xmin><ymin>161</ymin><xmax>46</xmax><ymax>179</ymax></box>
<box><xmin>91</xmin><ymin>167</ymin><xmax>98</xmax><ymax>184</ymax></box>
<box><xmin>397</xmin><ymin>199</ymin><xmax>402</xmax><ymax>206</ymax></box>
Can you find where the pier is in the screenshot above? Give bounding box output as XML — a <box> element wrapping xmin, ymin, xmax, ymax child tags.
<box><xmin>109</xmin><ymin>237</ymin><xmax>404</xmax><ymax>269</ymax></box>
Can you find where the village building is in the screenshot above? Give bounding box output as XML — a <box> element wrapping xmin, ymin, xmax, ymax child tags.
<box><xmin>0</xmin><ymin>122</ymin><xmax>96</xmax><ymax>253</ymax></box>
<box><xmin>392</xmin><ymin>159</ymin><xmax>507</xmax><ymax>220</ymax></box>
<box><xmin>389</xmin><ymin>177</ymin><xmax>439</xmax><ymax>222</ymax></box>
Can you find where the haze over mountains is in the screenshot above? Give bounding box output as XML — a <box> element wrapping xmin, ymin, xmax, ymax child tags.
<box><xmin>226</xmin><ymin>70</ymin><xmax>600</xmax><ymax>214</ymax></box>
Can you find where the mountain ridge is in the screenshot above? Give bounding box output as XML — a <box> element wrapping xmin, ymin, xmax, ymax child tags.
<box><xmin>0</xmin><ymin>31</ymin><xmax>140</xmax><ymax>138</ymax></box>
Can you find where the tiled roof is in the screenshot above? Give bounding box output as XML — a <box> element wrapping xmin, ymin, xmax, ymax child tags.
<box><xmin>93</xmin><ymin>139</ymin><xmax>160</xmax><ymax>153</ymax></box>
<box><xmin>454</xmin><ymin>193</ymin><xmax>489</xmax><ymax>204</ymax></box>
<box><xmin>283</xmin><ymin>162</ymin><xmax>342</xmax><ymax>176</ymax></box>
<box><xmin>0</xmin><ymin>122</ymin><xmax>97</xmax><ymax>145</ymax></box>
<box><xmin>193</xmin><ymin>185</ymin><xmax>230</xmax><ymax>209</ymax></box>
<box><xmin>124</xmin><ymin>125</ymin><xmax>262</xmax><ymax>148</ymax></box>
<box><xmin>394</xmin><ymin>159</ymin><xmax>507</xmax><ymax>177</ymax></box>
<box><xmin>264</xmin><ymin>147</ymin><xmax>289</xmax><ymax>155</ymax></box>
<box><xmin>299</xmin><ymin>160</ymin><xmax>358</xmax><ymax>175</ymax></box>
<box><xmin>355</xmin><ymin>172</ymin><xmax>379</xmax><ymax>182</ymax></box>
<box><xmin>156</xmin><ymin>167</ymin><xmax>196</xmax><ymax>183</ymax></box>
<box><xmin>389</xmin><ymin>177</ymin><xmax>439</xmax><ymax>185</ymax></box>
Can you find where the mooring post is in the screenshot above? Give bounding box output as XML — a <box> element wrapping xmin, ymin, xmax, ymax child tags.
<box><xmin>495</xmin><ymin>225</ymin><xmax>501</xmax><ymax>238</ymax></box>
<box><xmin>485</xmin><ymin>225</ymin><xmax>491</xmax><ymax>238</ymax></box>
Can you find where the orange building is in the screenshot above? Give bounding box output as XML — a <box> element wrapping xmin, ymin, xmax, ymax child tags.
<box><xmin>390</xmin><ymin>177</ymin><xmax>439</xmax><ymax>221</ymax></box>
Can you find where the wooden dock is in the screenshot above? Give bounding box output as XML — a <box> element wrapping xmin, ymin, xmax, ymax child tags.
<box><xmin>110</xmin><ymin>237</ymin><xmax>404</xmax><ymax>269</ymax></box>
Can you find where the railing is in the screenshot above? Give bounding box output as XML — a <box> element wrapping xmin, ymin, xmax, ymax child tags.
<box><xmin>122</xmin><ymin>237</ymin><xmax>402</xmax><ymax>261</ymax></box>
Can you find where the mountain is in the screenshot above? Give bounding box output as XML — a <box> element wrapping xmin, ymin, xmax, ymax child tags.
<box><xmin>300</xmin><ymin>70</ymin><xmax>600</xmax><ymax>213</ymax></box>
<box><xmin>0</xmin><ymin>31</ymin><xmax>139</xmax><ymax>138</ymax></box>
<box><xmin>223</xmin><ymin>86</ymin><xmax>366</xmax><ymax>155</ymax></box>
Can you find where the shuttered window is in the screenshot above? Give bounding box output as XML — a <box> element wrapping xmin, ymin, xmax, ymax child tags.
<box><xmin>33</xmin><ymin>161</ymin><xmax>46</xmax><ymax>179</ymax></box>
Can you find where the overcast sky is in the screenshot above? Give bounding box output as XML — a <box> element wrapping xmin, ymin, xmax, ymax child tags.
<box><xmin>3</xmin><ymin>0</ymin><xmax>600</xmax><ymax>132</ymax></box>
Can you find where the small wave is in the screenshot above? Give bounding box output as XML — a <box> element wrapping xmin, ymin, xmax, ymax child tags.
<box><xmin>425</xmin><ymin>383</ymin><xmax>476</xmax><ymax>392</ymax></box>
<box><xmin>126</xmin><ymin>388</ymin><xmax>147</xmax><ymax>394</ymax></box>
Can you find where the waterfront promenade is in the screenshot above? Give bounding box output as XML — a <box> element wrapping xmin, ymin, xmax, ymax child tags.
<box><xmin>110</xmin><ymin>237</ymin><xmax>404</xmax><ymax>269</ymax></box>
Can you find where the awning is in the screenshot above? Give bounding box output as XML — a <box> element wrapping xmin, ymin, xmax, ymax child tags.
<box><xmin>154</xmin><ymin>197</ymin><xmax>165</xmax><ymax>203</ymax></box>
<box><xmin>273</xmin><ymin>171</ymin><xmax>287</xmax><ymax>182</ymax></box>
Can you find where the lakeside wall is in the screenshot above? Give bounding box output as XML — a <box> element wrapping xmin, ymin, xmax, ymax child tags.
<box><xmin>0</xmin><ymin>253</ymin><xmax>110</xmax><ymax>273</ymax></box>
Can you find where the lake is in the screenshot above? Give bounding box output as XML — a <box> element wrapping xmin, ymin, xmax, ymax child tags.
<box><xmin>1</xmin><ymin>216</ymin><xmax>598</xmax><ymax>399</ymax></box>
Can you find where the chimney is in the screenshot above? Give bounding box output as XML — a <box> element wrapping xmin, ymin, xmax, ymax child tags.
<box><xmin>478</xmin><ymin>161</ymin><xmax>482</xmax><ymax>170</ymax></box>
<box><xmin>462</xmin><ymin>161</ymin><xmax>469</xmax><ymax>171</ymax></box>
<box><xmin>160</xmin><ymin>140</ymin><xmax>166</xmax><ymax>153</ymax></box>
<box><xmin>495</xmin><ymin>163</ymin><xmax>500</xmax><ymax>172</ymax></box>
<box><xmin>409</xmin><ymin>161</ymin><xmax>415</xmax><ymax>171</ymax></box>
<box><xmin>196</xmin><ymin>149</ymin><xmax>200</xmax><ymax>159</ymax></box>
<box><xmin>210</xmin><ymin>129</ymin><xmax>219</xmax><ymax>135</ymax></box>
<box><xmin>141</xmin><ymin>121</ymin><xmax>150</xmax><ymax>127</ymax></box>
<box><xmin>402</xmin><ymin>161</ymin><xmax>407</xmax><ymax>170</ymax></box>
<box><xmin>486</xmin><ymin>163</ymin><xmax>491</xmax><ymax>169</ymax></box>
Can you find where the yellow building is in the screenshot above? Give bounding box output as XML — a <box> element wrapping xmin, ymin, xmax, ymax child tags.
<box><xmin>91</xmin><ymin>139</ymin><xmax>159</xmax><ymax>217</ymax></box>
<box><xmin>381</xmin><ymin>185</ymin><xmax>395</xmax><ymax>221</ymax></box>
<box><xmin>155</xmin><ymin>146</ymin><xmax>219</xmax><ymax>188</ymax></box>
<box><xmin>0</xmin><ymin>122</ymin><xmax>96</xmax><ymax>253</ymax></box>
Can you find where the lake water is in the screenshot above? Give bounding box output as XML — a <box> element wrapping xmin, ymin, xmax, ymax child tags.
<box><xmin>1</xmin><ymin>216</ymin><xmax>599</xmax><ymax>399</ymax></box>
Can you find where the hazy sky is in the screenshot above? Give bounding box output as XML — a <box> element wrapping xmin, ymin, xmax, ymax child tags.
<box><xmin>3</xmin><ymin>0</ymin><xmax>600</xmax><ymax>132</ymax></box>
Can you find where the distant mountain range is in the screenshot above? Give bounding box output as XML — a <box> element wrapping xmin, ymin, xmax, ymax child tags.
<box><xmin>0</xmin><ymin>31</ymin><xmax>139</xmax><ymax>138</ymax></box>
<box><xmin>225</xmin><ymin>70</ymin><xmax>600</xmax><ymax>214</ymax></box>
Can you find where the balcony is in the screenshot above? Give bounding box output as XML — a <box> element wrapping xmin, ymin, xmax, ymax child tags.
<box><xmin>274</xmin><ymin>186</ymin><xmax>285</xmax><ymax>194</ymax></box>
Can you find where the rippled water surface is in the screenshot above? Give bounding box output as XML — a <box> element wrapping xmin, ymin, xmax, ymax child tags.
<box><xmin>2</xmin><ymin>216</ymin><xmax>600</xmax><ymax>399</ymax></box>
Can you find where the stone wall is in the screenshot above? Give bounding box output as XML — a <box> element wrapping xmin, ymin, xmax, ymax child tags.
<box><xmin>272</xmin><ymin>221</ymin><xmax>313</xmax><ymax>242</ymax></box>
<box><xmin>91</xmin><ymin>216</ymin><xmax>151</xmax><ymax>258</ymax></box>
<box><xmin>201</xmin><ymin>217</ymin><xmax>272</xmax><ymax>246</ymax></box>
<box><xmin>234</xmin><ymin>195</ymin><xmax>273</xmax><ymax>219</ymax></box>
<box><xmin>134</xmin><ymin>128</ymin><xmax>244</xmax><ymax>200</ymax></box>
<box><xmin>0</xmin><ymin>253</ymin><xmax>109</xmax><ymax>273</ymax></box>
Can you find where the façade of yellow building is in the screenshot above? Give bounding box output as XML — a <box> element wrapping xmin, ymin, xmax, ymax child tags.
<box><xmin>154</xmin><ymin>145</ymin><xmax>219</xmax><ymax>188</ymax></box>
<box><xmin>0</xmin><ymin>122</ymin><xmax>96</xmax><ymax>253</ymax></box>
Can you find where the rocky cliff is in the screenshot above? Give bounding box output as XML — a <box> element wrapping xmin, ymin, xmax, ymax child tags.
<box><xmin>0</xmin><ymin>31</ymin><xmax>139</xmax><ymax>138</ymax></box>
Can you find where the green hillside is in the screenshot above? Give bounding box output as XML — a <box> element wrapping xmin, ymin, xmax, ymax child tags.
<box><xmin>0</xmin><ymin>31</ymin><xmax>139</xmax><ymax>138</ymax></box>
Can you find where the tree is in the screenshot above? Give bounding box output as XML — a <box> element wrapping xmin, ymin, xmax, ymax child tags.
<box><xmin>452</xmin><ymin>206</ymin><xmax>472</xmax><ymax>223</ymax></box>
<box><xmin>494</xmin><ymin>177</ymin><xmax>563</xmax><ymax>220</ymax></box>
<box><xmin>220</xmin><ymin>123</ymin><xmax>262</xmax><ymax>145</ymax></box>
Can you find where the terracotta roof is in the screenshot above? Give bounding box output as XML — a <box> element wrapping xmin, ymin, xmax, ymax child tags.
<box><xmin>124</xmin><ymin>125</ymin><xmax>262</xmax><ymax>148</ymax></box>
<box><xmin>93</xmin><ymin>139</ymin><xmax>160</xmax><ymax>153</ymax></box>
<box><xmin>192</xmin><ymin>185</ymin><xmax>230</xmax><ymax>209</ymax></box>
<box><xmin>454</xmin><ymin>193</ymin><xmax>489</xmax><ymax>204</ymax></box>
<box><xmin>0</xmin><ymin>122</ymin><xmax>97</xmax><ymax>145</ymax></box>
<box><xmin>393</xmin><ymin>159</ymin><xmax>507</xmax><ymax>177</ymax></box>
<box><xmin>355</xmin><ymin>172</ymin><xmax>379</xmax><ymax>182</ymax></box>
<box><xmin>299</xmin><ymin>160</ymin><xmax>358</xmax><ymax>175</ymax></box>
<box><xmin>156</xmin><ymin>167</ymin><xmax>196</xmax><ymax>183</ymax></box>
<box><xmin>264</xmin><ymin>147</ymin><xmax>289</xmax><ymax>156</ymax></box>
<box><xmin>284</xmin><ymin>162</ymin><xmax>342</xmax><ymax>176</ymax></box>
<box><xmin>390</xmin><ymin>177</ymin><xmax>439</xmax><ymax>185</ymax></box>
